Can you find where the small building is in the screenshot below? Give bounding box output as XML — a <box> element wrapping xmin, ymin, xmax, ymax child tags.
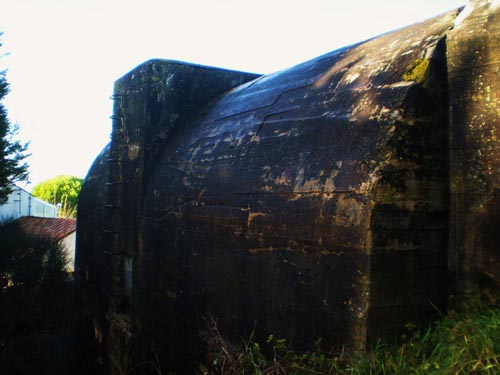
<box><xmin>17</xmin><ymin>216</ymin><xmax>77</xmax><ymax>272</ymax></box>
<box><xmin>0</xmin><ymin>185</ymin><xmax>58</xmax><ymax>220</ymax></box>
<box><xmin>0</xmin><ymin>185</ymin><xmax>76</xmax><ymax>272</ymax></box>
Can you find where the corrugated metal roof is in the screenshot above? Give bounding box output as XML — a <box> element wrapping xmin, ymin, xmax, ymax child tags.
<box><xmin>17</xmin><ymin>216</ymin><xmax>76</xmax><ymax>242</ymax></box>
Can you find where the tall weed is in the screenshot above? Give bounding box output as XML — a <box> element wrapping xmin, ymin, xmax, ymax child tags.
<box><xmin>203</xmin><ymin>305</ymin><xmax>500</xmax><ymax>375</ymax></box>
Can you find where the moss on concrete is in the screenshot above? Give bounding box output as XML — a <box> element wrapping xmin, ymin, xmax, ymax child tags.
<box><xmin>402</xmin><ymin>59</ymin><xmax>431</xmax><ymax>86</ymax></box>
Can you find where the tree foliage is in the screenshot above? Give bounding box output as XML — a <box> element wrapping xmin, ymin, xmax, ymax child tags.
<box><xmin>32</xmin><ymin>175</ymin><xmax>83</xmax><ymax>218</ymax></box>
<box><xmin>0</xmin><ymin>34</ymin><xmax>29</xmax><ymax>202</ymax></box>
<box><xmin>0</xmin><ymin>218</ymin><xmax>74</xmax><ymax>374</ymax></box>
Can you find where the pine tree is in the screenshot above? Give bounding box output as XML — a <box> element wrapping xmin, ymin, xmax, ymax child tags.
<box><xmin>0</xmin><ymin>35</ymin><xmax>29</xmax><ymax>203</ymax></box>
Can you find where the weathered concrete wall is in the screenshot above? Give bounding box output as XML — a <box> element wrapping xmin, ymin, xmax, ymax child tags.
<box><xmin>76</xmin><ymin>1</ymin><xmax>500</xmax><ymax>374</ymax></box>
<box><xmin>448</xmin><ymin>0</ymin><xmax>500</xmax><ymax>305</ymax></box>
<box><xmin>76</xmin><ymin>62</ymin><xmax>259</xmax><ymax>374</ymax></box>
<box><xmin>75</xmin><ymin>144</ymin><xmax>111</xmax><ymax>374</ymax></box>
<box><xmin>138</xmin><ymin>11</ymin><xmax>455</xmax><ymax>371</ymax></box>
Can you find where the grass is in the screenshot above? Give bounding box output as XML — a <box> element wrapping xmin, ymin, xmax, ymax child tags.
<box><xmin>203</xmin><ymin>304</ymin><xmax>500</xmax><ymax>375</ymax></box>
<box><xmin>57</xmin><ymin>196</ymin><xmax>78</xmax><ymax>218</ymax></box>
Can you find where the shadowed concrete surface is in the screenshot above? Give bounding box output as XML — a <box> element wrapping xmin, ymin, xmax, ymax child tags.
<box><xmin>76</xmin><ymin>1</ymin><xmax>500</xmax><ymax>373</ymax></box>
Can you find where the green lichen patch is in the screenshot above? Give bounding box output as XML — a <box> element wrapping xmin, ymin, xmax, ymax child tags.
<box><xmin>402</xmin><ymin>59</ymin><xmax>431</xmax><ymax>87</ymax></box>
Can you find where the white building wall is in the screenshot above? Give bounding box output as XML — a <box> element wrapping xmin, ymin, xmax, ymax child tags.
<box><xmin>0</xmin><ymin>185</ymin><xmax>57</xmax><ymax>220</ymax></box>
<box><xmin>59</xmin><ymin>231</ymin><xmax>76</xmax><ymax>273</ymax></box>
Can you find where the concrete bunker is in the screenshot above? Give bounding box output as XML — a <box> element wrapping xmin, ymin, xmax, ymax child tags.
<box><xmin>76</xmin><ymin>1</ymin><xmax>500</xmax><ymax>373</ymax></box>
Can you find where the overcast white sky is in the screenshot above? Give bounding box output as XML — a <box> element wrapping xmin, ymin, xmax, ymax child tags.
<box><xmin>1</xmin><ymin>0</ymin><xmax>465</xmax><ymax>189</ymax></box>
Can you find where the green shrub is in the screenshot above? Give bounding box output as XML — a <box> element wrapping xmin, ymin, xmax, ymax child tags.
<box><xmin>0</xmin><ymin>218</ymin><xmax>74</xmax><ymax>375</ymax></box>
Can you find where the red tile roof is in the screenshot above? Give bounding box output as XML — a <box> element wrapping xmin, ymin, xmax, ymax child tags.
<box><xmin>17</xmin><ymin>216</ymin><xmax>76</xmax><ymax>242</ymax></box>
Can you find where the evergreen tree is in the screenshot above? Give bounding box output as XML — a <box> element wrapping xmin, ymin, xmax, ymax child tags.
<box><xmin>0</xmin><ymin>34</ymin><xmax>29</xmax><ymax>202</ymax></box>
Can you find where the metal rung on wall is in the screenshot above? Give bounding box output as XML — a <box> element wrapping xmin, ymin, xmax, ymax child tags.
<box><xmin>103</xmin><ymin>251</ymin><xmax>127</xmax><ymax>256</ymax></box>
<box><xmin>103</xmin><ymin>228</ymin><xmax>120</xmax><ymax>234</ymax></box>
<box><xmin>109</xmin><ymin>94</ymin><xmax>125</xmax><ymax>100</ymax></box>
<box><xmin>109</xmin><ymin>115</ymin><xmax>125</xmax><ymax>121</ymax></box>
